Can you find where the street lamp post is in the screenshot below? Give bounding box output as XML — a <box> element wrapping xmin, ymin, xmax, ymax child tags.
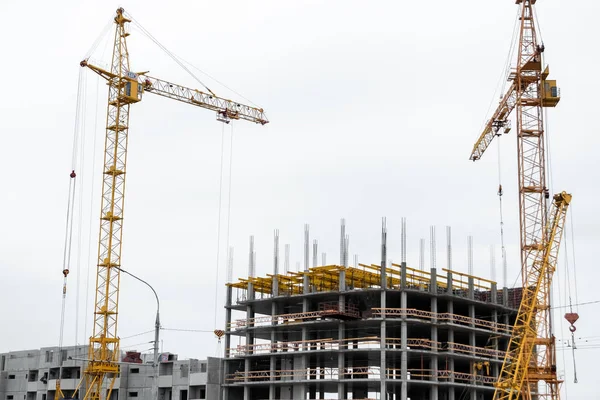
<box><xmin>115</xmin><ymin>267</ymin><xmax>160</xmax><ymax>400</ymax></box>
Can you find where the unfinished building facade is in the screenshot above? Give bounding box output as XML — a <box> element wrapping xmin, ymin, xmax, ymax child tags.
<box><xmin>222</xmin><ymin>223</ymin><xmax>521</xmax><ymax>400</ymax></box>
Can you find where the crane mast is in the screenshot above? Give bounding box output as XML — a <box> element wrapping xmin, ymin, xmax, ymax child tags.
<box><xmin>83</xmin><ymin>9</ymin><xmax>132</xmax><ymax>400</ymax></box>
<box><xmin>78</xmin><ymin>8</ymin><xmax>267</xmax><ymax>400</ymax></box>
<box><xmin>469</xmin><ymin>1</ymin><xmax>562</xmax><ymax>399</ymax></box>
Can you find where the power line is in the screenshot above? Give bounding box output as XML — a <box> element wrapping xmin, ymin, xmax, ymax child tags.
<box><xmin>552</xmin><ymin>300</ymin><xmax>600</xmax><ymax>310</ymax></box>
<box><xmin>161</xmin><ymin>328</ymin><xmax>214</xmax><ymax>334</ymax></box>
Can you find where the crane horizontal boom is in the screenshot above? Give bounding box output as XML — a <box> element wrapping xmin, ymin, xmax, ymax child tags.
<box><xmin>142</xmin><ymin>75</ymin><xmax>268</xmax><ymax>125</ymax></box>
<box><xmin>81</xmin><ymin>59</ymin><xmax>269</xmax><ymax>125</ymax></box>
<box><xmin>470</xmin><ymin>82</ymin><xmax>517</xmax><ymax>161</ymax></box>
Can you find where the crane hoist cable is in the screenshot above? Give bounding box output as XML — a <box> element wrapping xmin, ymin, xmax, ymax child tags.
<box><xmin>563</xmin><ymin>222</ymin><xmax>579</xmax><ymax>384</ymax></box>
<box><xmin>213</xmin><ymin>123</ymin><xmax>227</xmax><ymax>329</ymax></box>
<box><xmin>496</xmin><ymin>139</ymin><xmax>508</xmax><ymax>289</ymax></box>
<box><xmin>224</xmin><ymin>123</ymin><xmax>235</xmax><ymax>281</ymax></box>
<box><xmin>74</xmin><ymin>62</ymin><xmax>89</xmax><ymax>347</ymax></box>
<box><xmin>84</xmin><ymin>34</ymin><xmax>110</xmax><ymax>344</ymax></box>
<box><xmin>127</xmin><ymin>14</ymin><xmax>215</xmax><ymax>96</ymax></box>
<box><xmin>56</xmin><ymin>66</ymin><xmax>87</xmax><ymax>400</ymax></box>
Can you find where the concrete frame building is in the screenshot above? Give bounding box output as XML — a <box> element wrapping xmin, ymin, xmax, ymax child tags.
<box><xmin>222</xmin><ymin>223</ymin><xmax>522</xmax><ymax>400</ymax></box>
<box><xmin>0</xmin><ymin>346</ymin><xmax>222</xmax><ymax>400</ymax></box>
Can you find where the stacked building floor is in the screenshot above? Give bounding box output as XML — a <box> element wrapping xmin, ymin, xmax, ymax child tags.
<box><xmin>223</xmin><ymin>263</ymin><xmax>522</xmax><ymax>400</ymax></box>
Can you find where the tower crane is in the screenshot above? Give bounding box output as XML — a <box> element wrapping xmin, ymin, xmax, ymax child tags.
<box><xmin>64</xmin><ymin>8</ymin><xmax>268</xmax><ymax>400</ymax></box>
<box><xmin>469</xmin><ymin>1</ymin><xmax>566</xmax><ymax>399</ymax></box>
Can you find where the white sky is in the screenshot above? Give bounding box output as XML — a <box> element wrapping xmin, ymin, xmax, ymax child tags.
<box><xmin>0</xmin><ymin>0</ymin><xmax>598</xmax><ymax>398</ymax></box>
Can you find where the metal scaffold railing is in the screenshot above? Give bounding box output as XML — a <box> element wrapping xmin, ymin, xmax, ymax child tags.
<box><xmin>228</xmin><ymin>336</ymin><xmax>507</xmax><ymax>359</ymax></box>
<box><xmin>226</xmin><ymin>366</ymin><xmax>497</xmax><ymax>386</ymax></box>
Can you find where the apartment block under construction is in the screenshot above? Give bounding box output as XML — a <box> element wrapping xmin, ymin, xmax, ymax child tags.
<box><xmin>221</xmin><ymin>222</ymin><xmax>522</xmax><ymax>400</ymax></box>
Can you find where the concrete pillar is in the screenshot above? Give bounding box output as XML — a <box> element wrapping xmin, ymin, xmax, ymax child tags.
<box><xmin>224</xmin><ymin>287</ymin><xmax>233</xmax><ymax>358</ymax></box>
<box><xmin>269</xmin><ymin>301</ymin><xmax>278</xmax><ymax>400</ymax></box>
<box><xmin>400</xmin><ymin>291</ymin><xmax>407</xmax><ymax>400</ymax></box>
<box><xmin>469</xmin><ymin>303</ymin><xmax>476</xmax><ymax>399</ymax></box>
<box><xmin>430</xmin><ymin>269</ymin><xmax>438</xmax><ymax>400</ymax></box>
<box><xmin>223</xmin><ymin>287</ymin><xmax>233</xmax><ymax>400</ymax></box>
<box><xmin>448</xmin><ymin>300</ymin><xmax>454</xmax><ymax>385</ymax></box>
<box><xmin>293</xmin><ymin>352</ymin><xmax>306</xmax><ymax>399</ymax></box>
<box><xmin>468</xmin><ymin>277</ymin><xmax>474</xmax><ymax>300</ymax></box>
<box><xmin>338</xmin><ymin>323</ymin><xmax>345</xmax><ymax>398</ymax></box>
<box><xmin>448</xmin><ymin>298</ymin><xmax>456</xmax><ymax>400</ymax></box>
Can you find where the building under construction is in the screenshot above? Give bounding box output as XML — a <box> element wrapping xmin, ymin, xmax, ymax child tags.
<box><xmin>222</xmin><ymin>222</ymin><xmax>522</xmax><ymax>400</ymax></box>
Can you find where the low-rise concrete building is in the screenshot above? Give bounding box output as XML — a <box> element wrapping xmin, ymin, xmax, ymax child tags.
<box><xmin>0</xmin><ymin>346</ymin><xmax>222</xmax><ymax>400</ymax></box>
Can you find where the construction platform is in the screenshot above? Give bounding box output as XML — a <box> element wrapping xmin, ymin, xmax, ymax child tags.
<box><xmin>223</xmin><ymin>262</ymin><xmax>522</xmax><ymax>400</ymax></box>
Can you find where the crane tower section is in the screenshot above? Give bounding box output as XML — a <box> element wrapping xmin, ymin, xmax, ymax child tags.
<box><xmin>469</xmin><ymin>1</ymin><xmax>562</xmax><ymax>399</ymax></box>
<box><xmin>79</xmin><ymin>7</ymin><xmax>268</xmax><ymax>400</ymax></box>
<box><xmin>85</xmin><ymin>9</ymin><xmax>133</xmax><ymax>400</ymax></box>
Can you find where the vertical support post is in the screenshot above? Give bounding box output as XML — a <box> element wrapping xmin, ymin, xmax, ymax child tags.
<box><xmin>467</xmin><ymin>236</ymin><xmax>474</xmax><ymax>276</ymax></box>
<box><xmin>222</xmin><ymin>284</ymin><xmax>233</xmax><ymax>400</ymax></box>
<box><xmin>244</xmin><ymin>237</ymin><xmax>255</xmax><ymax>400</ymax></box>
<box><xmin>304</xmin><ymin>224</ymin><xmax>310</xmax><ymax>272</ymax></box>
<box><xmin>248</xmin><ymin>236</ymin><xmax>255</xmax><ymax>300</ymax></box>
<box><xmin>272</xmin><ymin>230</ymin><xmax>279</xmax><ymax>296</ymax></box>
<box><xmin>344</xmin><ymin>235</ymin><xmax>350</xmax><ymax>267</ymax></box>
<box><xmin>321</xmin><ymin>252</ymin><xmax>326</xmax><ymax>266</ymax></box>
<box><xmin>446</xmin><ymin>226</ymin><xmax>452</xmax><ymax>271</ymax></box>
<box><xmin>226</xmin><ymin>247</ymin><xmax>234</xmax><ymax>284</ymax></box>
<box><xmin>419</xmin><ymin>238</ymin><xmax>425</xmax><ymax>271</ymax></box>
<box><xmin>284</xmin><ymin>244</ymin><xmax>290</xmax><ymax>274</ymax></box>
<box><xmin>430</xmin><ymin>226</ymin><xmax>436</xmax><ymax>271</ymax></box>
<box><xmin>448</xmin><ymin>298</ymin><xmax>455</xmax><ymax>400</ymax></box>
<box><xmin>490</xmin><ymin>245</ymin><xmax>496</xmax><ymax>282</ymax></box>
<box><xmin>381</xmin><ymin>218</ymin><xmax>387</xmax><ymax>289</ymax></box>
<box><xmin>400</xmin><ymin>291</ymin><xmax>407</xmax><ymax>400</ymax></box>
<box><xmin>380</xmin><ymin>217</ymin><xmax>387</xmax><ymax>398</ymax></box>
<box><xmin>430</xmin><ymin>269</ymin><xmax>438</xmax><ymax>400</ymax></box>
<box><xmin>401</xmin><ymin>217</ymin><xmax>407</xmax><ymax>264</ymax></box>
<box><xmin>340</xmin><ymin>218</ymin><xmax>346</xmax><ymax>266</ymax></box>
<box><xmin>312</xmin><ymin>240</ymin><xmax>318</xmax><ymax>267</ymax></box>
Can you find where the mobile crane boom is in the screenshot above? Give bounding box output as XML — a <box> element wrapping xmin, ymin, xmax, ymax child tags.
<box><xmin>494</xmin><ymin>192</ymin><xmax>571</xmax><ymax>400</ymax></box>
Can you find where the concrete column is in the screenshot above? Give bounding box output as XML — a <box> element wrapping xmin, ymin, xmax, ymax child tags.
<box><xmin>339</xmin><ymin>269</ymin><xmax>346</xmax><ymax>314</ymax></box>
<box><xmin>224</xmin><ymin>287</ymin><xmax>233</xmax><ymax>358</ymax></box>
<box><xmin>468</xmin><ymin>277</ymin><xmax>474</xmax><ymax>300</ymax></box>
<box><xmin>380</xmin><ymin>218</ymin><xmax>388</xmax><ymax>399</ymax></box>
<box><xmin>469</xmin><ymin>303</ymin><xmax>476</xmax><ymax>399</ymax></box>
<box><xmin>400</xmin><ymin>291</ymin><xmax>407</xmax><ymax>400</ymax></box>
<box><xmin>243</xmin><ymin>382</ymin><xmax>250</xmax><ymax>400</ymax></box>
<box><xmin>448</xmin><ymin>300</ymin><xmax>454</xmax><ymax>385</ymax></box>
<box><xmin>269</xmin><ymin>302</ymin><xmax>278</xmax><ymax>400</ymax></box>
<box><xmin>272</xmin><ymin>276</ymin><xmax>279</xmax><ymax>297</ymax></box>
<box><xmin>338</xmin><ymin>323</ymin><xmax>345</xmax><ymax>398</ymax></box>
<box><xmin>430</xmin><ymin>269</ymin><xmax>438</xmax><ymax>400</ymax></box>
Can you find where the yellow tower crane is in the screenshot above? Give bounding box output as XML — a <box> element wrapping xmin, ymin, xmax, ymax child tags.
<box><xmin>62</xmin><ymin>8</ymin><xmax>268</xmax><ymax>400</ymax></box>
<box><xmin>469</xmin><ymin>1</ymin><xmax>567</xmax><ymax>399</ymax></box>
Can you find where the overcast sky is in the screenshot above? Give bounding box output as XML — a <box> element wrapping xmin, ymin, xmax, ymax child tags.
<box><xmin>0</xmin><ymin>0</ymin><xmax>598</xmax><ymax>398</ymax></box>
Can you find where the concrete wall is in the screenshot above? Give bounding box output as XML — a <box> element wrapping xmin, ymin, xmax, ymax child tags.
<box><xmin>0</xmin><ymin>347</ymin><xmax>221</xmax><ymax>400</ymax></box>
